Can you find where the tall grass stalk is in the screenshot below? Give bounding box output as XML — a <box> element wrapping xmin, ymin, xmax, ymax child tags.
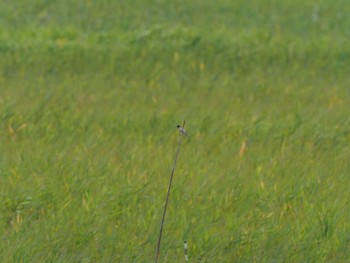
<box><xmin>155</xmin><ymin>121</ymin><xmax>186</xmax><ymax>263</ymax></box>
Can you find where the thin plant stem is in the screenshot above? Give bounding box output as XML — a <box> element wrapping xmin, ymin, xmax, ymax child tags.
<box><xmin>155</xmin><ymin>120</ymin><xmax>186</xmax><ymax>263</ymax></box>
<box><xmin>184</xmin><ymin>240</ymin><xmax>188</xmax><ymax>261</ymax></box>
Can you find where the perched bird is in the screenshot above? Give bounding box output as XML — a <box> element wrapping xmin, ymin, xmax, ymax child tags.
<box><xmin>177</xmin><ymin>125</ymin><xmax>189</xmax><ymax>137</ymax></box>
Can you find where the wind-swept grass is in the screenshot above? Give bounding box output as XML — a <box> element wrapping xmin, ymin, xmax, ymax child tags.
<box><xmin>1</xmin><ymin>0</ymin><xmax>350</xmax><ymax>262</ymax></box>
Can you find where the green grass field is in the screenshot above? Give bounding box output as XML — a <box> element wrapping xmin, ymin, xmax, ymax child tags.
<box><xmin>1</xmin><ymin>0</ymin><xmax>350</xmax><ymax>262</ymax></box>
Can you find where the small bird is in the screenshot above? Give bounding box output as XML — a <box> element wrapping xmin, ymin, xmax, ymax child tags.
<box><xmin>177</xmin><ymin>125</ymin><xmax>189</xmax><ymax>137</ymax></box>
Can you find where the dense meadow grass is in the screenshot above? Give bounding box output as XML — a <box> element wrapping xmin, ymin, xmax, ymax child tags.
<box><xmin>1</xmin><ymin>0</ymin><xmax>350</xmax><ymax>262</ymax></box>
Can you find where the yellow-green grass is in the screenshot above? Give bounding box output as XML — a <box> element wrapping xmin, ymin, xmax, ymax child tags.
<box><xmin>1</xmin><ymin>0</ymin><xmax>350</xmax><ymax>262</ymax></box>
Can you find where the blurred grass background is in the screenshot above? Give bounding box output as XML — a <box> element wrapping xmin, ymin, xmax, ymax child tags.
<box><xmin>1</xmin><ymin>0</ymin><xmax>350</xmax><ymax>262</ymax></box>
